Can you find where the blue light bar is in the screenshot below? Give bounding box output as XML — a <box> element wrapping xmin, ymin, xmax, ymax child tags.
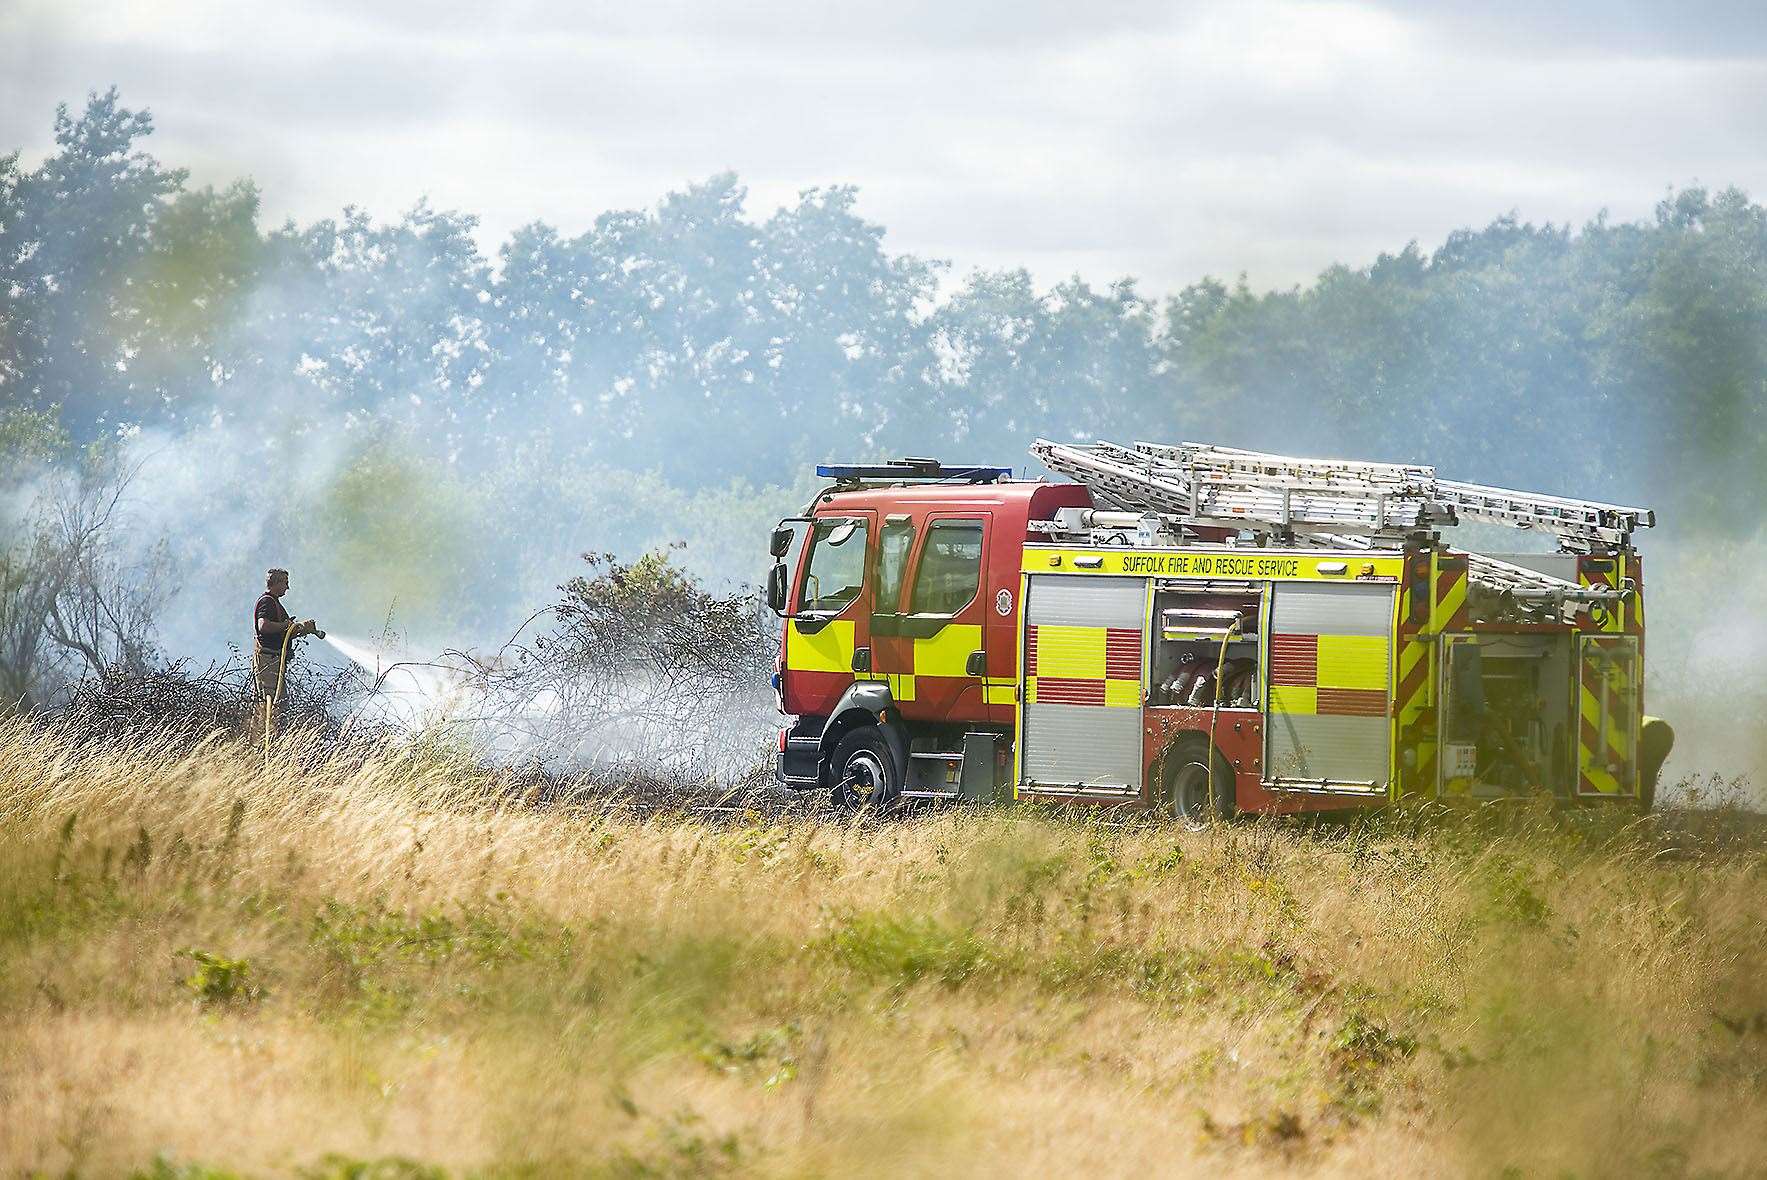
<box><xmin>816</xmin><ymin>459</ymin><xmax>1011</xmax><ymax>484</ymax></box>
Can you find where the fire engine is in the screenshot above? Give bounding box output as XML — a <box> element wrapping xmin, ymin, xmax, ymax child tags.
<box><xmin>766</xmin><ymin>441</ymin><xmax>1672</xmax><ymax>818</ymax></box>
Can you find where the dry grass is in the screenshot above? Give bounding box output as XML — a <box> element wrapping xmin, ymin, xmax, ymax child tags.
<box><xmin>1</xmin><ymin>721</ymin><xmax>1763</xmax><ymax>1179</ymax></box>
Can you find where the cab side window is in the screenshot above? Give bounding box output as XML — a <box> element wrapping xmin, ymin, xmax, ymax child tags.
<box><xmin>909</xmin><ymin>519</ymin><xmax>983</xmax><ymax>615</ymax></box>
<box><xmin>875</xmin><ymin>519</ymin><xmax>916</xmax><ymax>612</ymax></box>
<box><xmin>797</xmin><ymin>517</ymin><xmax>870</xmax><ymax>613</ymax></box>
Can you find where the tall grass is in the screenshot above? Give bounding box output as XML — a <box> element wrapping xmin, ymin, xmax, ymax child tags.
<box><xmin>1</xmin><ymin>721</ymin><xmax>1763</xmax><ymax>1178</ymax></box>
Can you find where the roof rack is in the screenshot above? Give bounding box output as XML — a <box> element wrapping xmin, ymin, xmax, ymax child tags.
<box><xmin>817</xmin><ymin>458</ymin><xmax>1011</xmax><ymax>485</ymax></box>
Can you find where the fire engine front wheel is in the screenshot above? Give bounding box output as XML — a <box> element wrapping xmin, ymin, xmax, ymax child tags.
<box><xmin>1166</xmin><ymin>743</ymin><xmax>1235</xmax><ymax>826</ymax></box>
<box><xmin>832</xmin><ymin>727</ymin><xmax>902</xmax><ymax>811</ymax></box>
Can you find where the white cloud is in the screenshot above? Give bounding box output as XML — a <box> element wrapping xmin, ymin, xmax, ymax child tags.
<box><xmin>3</xmin><ymin>0</ymin><xmax>1764</xmax><ymax>294</ymax></box>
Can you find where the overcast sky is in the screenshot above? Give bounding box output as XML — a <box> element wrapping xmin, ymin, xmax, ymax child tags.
<box><xmin>3</xmin><ymin>0</ymin><xmax>1764</xmax><ymax>293</ymax></box>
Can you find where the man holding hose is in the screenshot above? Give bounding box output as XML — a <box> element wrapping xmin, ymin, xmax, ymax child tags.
<box><xmin>253</xmin><ymin>568</ymin><xmax>322</xmax><ymax>710</ymax></box>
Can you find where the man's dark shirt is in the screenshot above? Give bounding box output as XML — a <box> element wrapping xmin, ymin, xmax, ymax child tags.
<box><xmin>255</xmin><ymin>592</ymin><xmax>291</xmax><ymax>652</ymax></box>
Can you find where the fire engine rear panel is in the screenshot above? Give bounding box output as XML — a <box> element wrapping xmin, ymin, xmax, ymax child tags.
<box><xmin>1020</xmin><ymin>575</ymin><xmax>1144</xmax><ymax>792</ymax></box>
<box><xmin>1265</xmin><ymin>582</ymin><xmax>1394</xmax><ymax>791</ymax></box>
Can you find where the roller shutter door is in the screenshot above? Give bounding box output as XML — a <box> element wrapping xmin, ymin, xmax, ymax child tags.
<box><xmin>1020</xmin><ymin>575</ymin><xmax>1145</xmax><ymax>792</ymax></box>
<box><xmin>1264</xmin><ymin>582</ymin><xmax>1394</xmax><ymax>792</ymax></box>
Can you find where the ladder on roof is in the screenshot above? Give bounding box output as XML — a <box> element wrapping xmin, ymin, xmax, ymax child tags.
<box><xmin>1031</xmin><ymin>440</ymin><xmax>1454</xmax><ymax>536</ymax></box>
<box><xmin>1031</xmin><ymin>439</ymin><xmax>1651</xmax><ymax>603</ymax></box>
<box><xmin>1131</xmin><ymin>442</ymin><xmax>1654</xmax><ymax>548</ymax></box>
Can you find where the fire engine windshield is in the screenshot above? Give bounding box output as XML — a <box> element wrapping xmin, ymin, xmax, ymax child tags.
<box><xmin>798</xmin><ymin>517</ymin><xmax>870</xmax><ymax>613</ymax></box>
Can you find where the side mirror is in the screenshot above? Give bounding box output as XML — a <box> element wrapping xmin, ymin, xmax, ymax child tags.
<box><xmin>766</xmin><ymin>563</ymin><xmax>788</xmax><ymax>615</ymax></box>
<box><xmin>770</xmin><ymin>525</ymin><xmax>794</xmax><ymax>559</ymax></box>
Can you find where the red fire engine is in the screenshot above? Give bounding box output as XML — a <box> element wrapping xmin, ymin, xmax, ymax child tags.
<box><xmin>766</xmin><ymin>443</ymin><xmax>1672</xmax><ymax>817</ymax></box>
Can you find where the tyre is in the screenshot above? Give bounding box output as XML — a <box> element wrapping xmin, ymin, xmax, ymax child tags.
<box><xmin>1165</xmin><ymin>741</ymin><xmax>1235</xmax><ymax>825</ymax></box>
<box><xmin>831</xmin><ymin>726</ymin><xmax>902</xmax><ymax>811</ymax></box>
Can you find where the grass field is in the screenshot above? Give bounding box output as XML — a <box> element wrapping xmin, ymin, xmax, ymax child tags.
<box><xmin>2</xmin><ymin>722</ymin><xmax>1764</xmax><ymax>1179</ymax></box>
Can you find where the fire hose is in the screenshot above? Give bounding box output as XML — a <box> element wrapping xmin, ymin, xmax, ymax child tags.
<box><xmin>1206</xmin><ymin>617</ymin><xmax>1241</xmax><ymax>811</ymax></box>
<box><xmin>263</xmin><ymin>618</ymin><xmax>324</xmax><ymax>763</ymax></box>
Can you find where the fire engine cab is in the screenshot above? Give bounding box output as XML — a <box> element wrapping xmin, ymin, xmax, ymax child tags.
<box><xmin>766</xmin><ymin>442</ymin><xmax>1672</xmax><ymax>818</ymax></box>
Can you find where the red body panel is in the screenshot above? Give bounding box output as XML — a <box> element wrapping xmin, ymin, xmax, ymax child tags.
<box><xmin>1141</xmin><ymin>707</ymin><xmax>1373</xmax><ymax>814</ymax></box>
<box><xmin>789</xmin><ymin>481</ymin><xmax>1092</xmax><ymax>727</ymax></box>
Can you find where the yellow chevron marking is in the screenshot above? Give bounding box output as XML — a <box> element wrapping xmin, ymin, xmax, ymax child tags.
<box><xmin>1580</xmin><ymin>685</ymin><xmax>1629</xmax><ymax>759</ymax></box>
<box><xmin>1399</xmin><ymin>639</ymin><xmax>1425</xmax><ymax>682</ymax></box>
<box><xmin>1434</xmin><ymin>574</ymin><xmax>1467</xmax><ymax>629</ymax></box>
<box><xmin>1398</xmin><ymin>640</ymin><xmax>1430</xmax><ymax>719</ymax></box>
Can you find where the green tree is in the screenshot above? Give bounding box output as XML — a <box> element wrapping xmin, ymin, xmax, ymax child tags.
<box><xmin>0</xmin><ymin>89</ymin><xmax>187</xmax><ymax>429</ymax></box>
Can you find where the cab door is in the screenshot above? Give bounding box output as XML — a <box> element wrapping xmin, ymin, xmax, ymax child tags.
<box><xmin>782</xmin><ymin>511</ymin><xmax>876</xmax><ymax>719</ymax></box>
<box><xmin>867</xmin><ymin>513</ymin><xmax>919</xmax><ymax>706</ymax></box>
<box><xmin>892</xmin><ymin>513</ymin><xmax>992</xmax><ymax>724</ymax></box>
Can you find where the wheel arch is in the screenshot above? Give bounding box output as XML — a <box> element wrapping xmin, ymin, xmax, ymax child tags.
<box><xmin>817</xmin><ymin>681</ymin><xmax>909</xmax><ymax>789</ymax></box>
<box><xmin>1151</xmin><ymin>729</ymin><xmax>1235</xmax><ymax>811</ymax></box>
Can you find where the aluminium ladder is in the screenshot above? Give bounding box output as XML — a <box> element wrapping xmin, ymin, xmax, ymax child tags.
<box><xmin>1130</xmin><ymin>442</ymin><xmax>1654</xmax><ymax>550</ymax></box>
<box><xmin>1031</xmin><ymin>439</ymin><xmax>1649</xmax><ymax>604</ymax></box>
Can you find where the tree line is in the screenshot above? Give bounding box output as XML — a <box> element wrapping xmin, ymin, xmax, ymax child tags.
<box><xmin>6</xmin><ymin>90</ymin><xmax>1763</xmax><ymax>530</ymax></box>
<box><xmin>4</xmin><ymin>88</ymin><xmax>1766</xmax><ymax>711</ymax></box>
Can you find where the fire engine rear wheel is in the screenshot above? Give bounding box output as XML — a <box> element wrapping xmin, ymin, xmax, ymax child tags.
<box><xmin>832</xmin><ymin>727</ymin><xmax>902</xmax><ymax>811</ymax></box>
<box><xmin>1167</xmin><ymin>743</ymin><xmax>1235</xmax><ymax>826</ymax></box>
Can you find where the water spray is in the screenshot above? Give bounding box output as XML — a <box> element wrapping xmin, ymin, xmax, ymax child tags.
<box><xmin>323</xmin><ymin>632</ymin><xmax>482</xmax><ymax>736</ymax></box>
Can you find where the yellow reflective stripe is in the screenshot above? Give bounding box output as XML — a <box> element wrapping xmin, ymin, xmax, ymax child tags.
<box><xmin>1270</xmin><ymin>685</ymin><xmax>1317</xmax><ymax>714</ymax></box>
<box><xmin>1034</xmin><ymin>625</ymin><xmax>1106</xmax><ymax>678</ymax></box>
<box><xmin>786</xmin><ymin>619</ymin><xmax>854</xmax><ymax>673</ymax></box>
<box><xmin>1104</xmin><ymin>678</ymin><xmax>1141</xmax><ymax>708</ymax></box>
<box><xmin>984</xmin><ymin>682</ymin><xmax>1016</xmax><ymax>705</ymax></box>
<box><xmin>857</xmin><ymin>670</ymin><xmax>920</xmax><ymax>701</ymax></box>
<box><xmin>913</xmin><ymin>624</ymin><xmax>982</xmax><ymax>677</ymax></box>
<box><xmin>1021</xmin><ymin>548</ymin><xmax>1404</xmax><ymax>580</ymax></box>
<box><xmin>1317</xmin><ymin>635</ymin><xmax>1388</xmax><ymax>690</ymax></box>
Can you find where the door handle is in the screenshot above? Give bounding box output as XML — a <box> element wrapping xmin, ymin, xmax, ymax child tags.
<box><xmin>966</xmin><ymin>650</ymin><xmax>985</xmax><ymax>677</ymax></box>
<box><xmin>852</xmin><ymin>647</ymin><xmax>872</xmax><ymax>673</ymax></box>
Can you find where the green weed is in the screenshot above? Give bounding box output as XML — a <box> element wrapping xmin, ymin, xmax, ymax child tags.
<box><xmin>178</xmin><ymin>948</ymin><xmax>264</xmax><ymax>1006</ymax></box>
